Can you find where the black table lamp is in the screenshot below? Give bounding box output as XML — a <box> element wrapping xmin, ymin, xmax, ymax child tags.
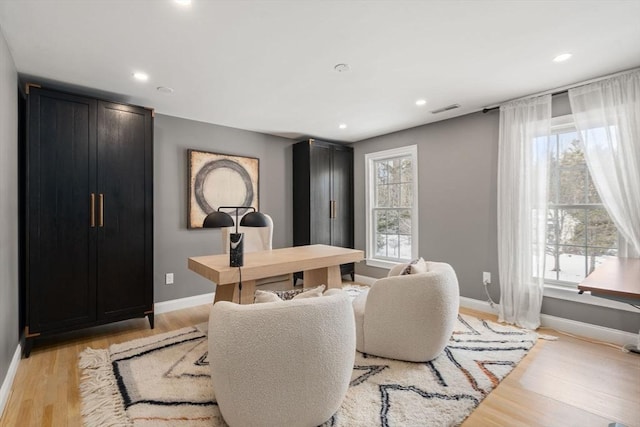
<box><xmin>203</xmin><ymin>206</ymin><xmax>269</xmax><ymax>267</ymax></box>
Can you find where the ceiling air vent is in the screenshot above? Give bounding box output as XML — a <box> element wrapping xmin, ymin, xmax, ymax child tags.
<box><xmin>430</xmin><ymin>104</ymin><xmax>460</xmax><ymax>114</ymax></box>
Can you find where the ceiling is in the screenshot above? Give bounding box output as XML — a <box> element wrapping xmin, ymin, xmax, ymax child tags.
<box><xmin>1</xmin><ymin>1</ymin><xmax>639</xmax><ymax>143</ymax></box>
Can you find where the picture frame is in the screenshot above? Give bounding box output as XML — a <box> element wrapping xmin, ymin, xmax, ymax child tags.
<box><xmin>188</xmin><ymin>149</ymin><xmax>259</xmax><ymax>229</ymax></box>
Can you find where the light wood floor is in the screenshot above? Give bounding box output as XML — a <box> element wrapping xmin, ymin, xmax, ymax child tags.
<box><xmin>1</xmin><ymin>304</ymin><xmax>638</xmax><ymax>427</ymax></box>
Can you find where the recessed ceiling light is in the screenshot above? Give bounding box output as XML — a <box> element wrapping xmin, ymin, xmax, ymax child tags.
<box><xmin>415</xmin><ymin>99</ymin><xmax>427</xmax><ymax>106</ymax></box>
<box><xmin>157</xmin><ymin>86</ymin><xmax>174</xmax><ymax>94</ymax></box>
<box><xmin>339</xmin><ymin>123</ymin><xmax>347</xmax><ymax>129</ymax></box>
<box><xmin>133</xmin><ymin>72</ymin><xmax>149</xmax><ymax>81</ymax></box>
<box><xmin>175</xmin><ymin>0</ymin><xmax>192</xmax><ymax>5</ymax></box>
<box><xmin>553</xmin><ymin>53</ymin><xmax>572</xmax><ymax>62</ymax></box>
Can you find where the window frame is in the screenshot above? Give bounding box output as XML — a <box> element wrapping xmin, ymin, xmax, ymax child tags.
<box><xmin>365</xmin><ymin>145</ymin><xmax>419</xmax><ymax>269</ymax></box>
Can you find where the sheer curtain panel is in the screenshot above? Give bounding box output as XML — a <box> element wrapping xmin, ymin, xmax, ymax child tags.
<box><xmin>497</xmin><ymin>95</ymin><xmax>551</xmax><ymax>330</ymax></box>
<box><xmin>568</xmin><ymin>70</ymin><xmax>640</xmax><ymax>257</ymax></box>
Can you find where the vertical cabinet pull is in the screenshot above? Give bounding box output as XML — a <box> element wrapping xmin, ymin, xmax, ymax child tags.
<box><xmin>329</xmin><ymin>200</ymin><xmax>337</xmax><ymax>219</ymax></box>
<box><xmin>98</xmin><ymin>194</ymin><xmax>104</xmax><ymax>227</ymax></box>
<box><xmin>90</xmin><ymin>193</ymin><xmax>95</xmax><ymax>227</ymax></box>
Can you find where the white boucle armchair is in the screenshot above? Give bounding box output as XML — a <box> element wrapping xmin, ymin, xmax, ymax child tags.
<box><xmin>352</xmin><ymin>261</ymin><xmax>460</xmax><ymax>362</ymax></box>
<box><xmin>208</xmin><ymin>290</ymin><xmax>356</xmax><ymax>427</ymax></box>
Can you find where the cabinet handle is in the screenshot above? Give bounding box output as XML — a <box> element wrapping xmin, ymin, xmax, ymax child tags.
<box><xmin>98</xmin><ymin>194</ymin><xmax>104</xmax><ymax>227</ymax></box>
<box><xmin>90</xmin><ymin>193</ymin><xmax>95</xmax><ymax>227</ymax></box>
<box><xmin>333</xmin><ymin>200</ymin><xmax>337</xmax><ymax>218</ymax></box>
<box><xmin>330</xmin><ymin>200</ymin><xmax>337</xmax><ymax>219</ymax></box>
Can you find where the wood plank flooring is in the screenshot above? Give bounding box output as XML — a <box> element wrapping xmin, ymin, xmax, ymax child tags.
<box><xmin>1</xmin><ymin>304</ymin><xmax>638</xmax><ymax>427</ymax></box>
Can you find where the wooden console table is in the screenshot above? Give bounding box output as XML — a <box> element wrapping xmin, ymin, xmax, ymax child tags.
<box><xmin>578</xmin><ymin>257</ymin><xmax>640</xmax><ymax>305</ymax></box>
<box><xmin>188</xmin><ymin>244</ymin><xmax>364</xmax><ymax>304</ymax></box>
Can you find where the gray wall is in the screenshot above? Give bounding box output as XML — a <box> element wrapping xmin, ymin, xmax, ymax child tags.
<box><xmin>352</xmin><ymin>105</ymin><xmax>639</xmax><ymax>333</ymax></box>
<box><xmin>153</xmin><ymin>114</ymin><xmax>294</xmax><ymax>302</ymax></box>
<box><xmin>0</xmin><ymin>27</ymin><xmax>18</xmax><ymax>394</ymax></box>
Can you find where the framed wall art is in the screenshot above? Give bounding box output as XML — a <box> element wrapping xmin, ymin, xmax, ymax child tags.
<box><xmin>188</xmin><ymin>149</ymin><xmax>259</xmax><ymax>229</ymax></box>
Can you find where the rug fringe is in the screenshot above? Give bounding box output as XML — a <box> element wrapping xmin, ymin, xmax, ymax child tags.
<box><xmin>79</xmin><ymin>347</ymin><xmax>132</xmax><ymax>427</ymax></box>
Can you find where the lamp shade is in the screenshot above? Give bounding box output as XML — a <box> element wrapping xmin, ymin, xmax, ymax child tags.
<box><xmin>203</xmin><ymin>211</ymin><xmax>234</xmax><ymax>228</ymax></box>
<box><xmin>239</xmin><ymin>211</ymin><xmax>269</xmax><ymax>227</ymax></box>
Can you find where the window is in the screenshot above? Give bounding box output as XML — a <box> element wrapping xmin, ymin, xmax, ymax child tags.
<box><xmin>365</xmin><ymin>145</ymin><xmax>418</xmax><ymax>268</ymax></box>
<box><xmin>543</xmin><ymin>116</ymin><xmax>619</xmax><ymax>286</ymax></box>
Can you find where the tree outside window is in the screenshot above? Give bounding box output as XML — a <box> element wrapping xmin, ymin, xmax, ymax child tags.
<box><xmin>544</xmin><ymin>128</ymin><xmax>618</xmax><ymax>285</ymax></box>
<box><xmin>366</xmin><ymin>145</ymin><xmax>418</xmax><ymax>268</ymax></box>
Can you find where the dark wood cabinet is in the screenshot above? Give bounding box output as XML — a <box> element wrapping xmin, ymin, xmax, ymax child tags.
<box><xmin>22</xmin><ymin>85</ymin><xmax>153</xmax><ymax>356</ymax></box>
<box><xmin>293</xmin><ymin>139</ymin><xmax>354</xmax><ymax>280</ymax></box>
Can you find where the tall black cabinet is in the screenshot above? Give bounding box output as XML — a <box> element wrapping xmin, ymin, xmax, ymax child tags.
<box><xmin>293</xmin><ymin>139</ymin><xmax>354</xmax><ymax>279</ymax></box>
<box><xmin>22</xmin><ymin>85</ymin><xmax>154</xmax><ymax>356</ymax></box>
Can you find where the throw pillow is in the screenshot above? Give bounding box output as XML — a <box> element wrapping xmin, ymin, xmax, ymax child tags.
<box><xmin>292</xmin><ymin>284</ymin><xmax>326</xmax><ymax>300</ymax></box>
<box><xmin>401</xmin><ymin>257</ymin><xmax>428</xmax><ymax>275</ymax></box>
<box><xmin>272</xmin><ymin>288</ymin><xmax>305</xmax><ymax>301</ymax></box>
<box><xmin>388</xmin><ymin>263</ymin><xmax>409</xmax><ymax>277</ymax></box>
<box><xmin>254</xmin><ymin>289</ymin><xmax>283</xmax><ymax>303</ymax></box>
<box><xmin>411</xmin><ymin>257</ymin><xmax>428</xmax><ymax>274</ymax></box>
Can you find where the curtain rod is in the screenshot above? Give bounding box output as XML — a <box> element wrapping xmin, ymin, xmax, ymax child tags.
<box><xmin>481</xmin><ymin>67</ymin><xmax>640</xmax><ymax>114</ymax></box>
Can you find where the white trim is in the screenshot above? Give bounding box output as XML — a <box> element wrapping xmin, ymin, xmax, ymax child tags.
<box><xmin>459</xmin><ymin>296</ymin><xmax>500</xmax><ymax>314</ymax></box>
<box><xmin>544</xmin><ymin>284</ymin><xmax>638</xmax><ymax>313</ymax></box>
<box><xmin>459</xmin><ymin>295</ymin><xmax>636</xmax><ymax>346</ymax></box>
<box><xmin>365</xmin><ymin>144</ymin><xmax>419</xmax><ymax>266</ymax></box>
<box><xmin>154</xmin><ymin>292</ymin><xmax>215</xmax><ymax>314</ymax></box>
<box><xmin>357</xmin><ymin>274</ymin><xmax>637</xmax><ymax>346</ymax></box>
<box><xmin>365</xmin><ymin>259</ymin><xmax>401</xmax><ymax>270</ymax></box>
<box><xmin>0</xmin><ymin>344</ymin><xmax>21</xmax><ymax>421</ymax></box>
<box><xmin>539</xmin><ymin>312</ymin><xmax>637</xmax><ymax>347</ymax></box>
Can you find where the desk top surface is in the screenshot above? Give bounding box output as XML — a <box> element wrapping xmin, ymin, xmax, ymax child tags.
<box><xmin>188</xmin><ymin>244</ymin><xmax>364</xmax><ymax>284</ymax></box>
<box><xmin>577</xmin><ymin>257</ymin><xmax>640</xmax><ymax>300</ymax></box>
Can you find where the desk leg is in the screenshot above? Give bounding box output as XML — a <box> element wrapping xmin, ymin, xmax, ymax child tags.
<box><xmin>214</xmin><ymin>280</ymin><xmax>257</xmax><ymax>304</ymax></box>
<box><xmin>235</xmin><ymin>280</ymin><xmax>256</xmax><ymax>304</ymax></box>
<box><xmin>214</xmin><ymin>284</ymin><xmax>235</xmax><ymax>304</ymax></box>
<box><xmin>304</xmin><ymin>265</ymin><xmax>342</xmax><ymax>289</ymax></box>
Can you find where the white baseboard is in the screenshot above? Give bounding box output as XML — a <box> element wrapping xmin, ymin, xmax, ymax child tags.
<box><xmin>155</xmin><ymin>292</ymin><xmax>215</xmax><ymax>314</ymax></box>
<box><xmin>458</xmin><ymin>295</ymin><xmax>637</xmax><ymax>346</ymax></box>
<box><xmin>0</xmin><ymin>344</ymin><xmax>21</xmax><ymax>421</ymax></box>
<box><xmin>358</xmin><ymin>274</ymin><xmax>637</xmax><ymax>347</ymax></box>
<box><xmin>459</xmin><ymin>296</ymin><xmax>500</xmax><ymax>314</ymax></box>
<box><xmin>538</xmin><ymin>313</ymin><xmax>637</xmax><ymax>347</ymax></box>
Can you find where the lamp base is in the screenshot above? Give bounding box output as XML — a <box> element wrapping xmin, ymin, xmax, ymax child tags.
<box><xmin>229</xmin><ymin>232</ymin><xmax>244</xmax><ymax>267</ymax></box>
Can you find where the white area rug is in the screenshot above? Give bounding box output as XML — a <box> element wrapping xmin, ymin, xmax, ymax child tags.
<box><xmin>79</xmin><ymin>310</ymin><xmax>537</xmax><ymax>426</ymax></box>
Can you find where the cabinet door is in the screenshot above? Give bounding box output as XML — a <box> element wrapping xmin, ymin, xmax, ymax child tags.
<box><xmin>27</xmin><ymin>89</ymin><xmax>97</xmax><ymax>332</ymax></box>
<box><xmin>309</xmin><ymin>144</ymin><xmax>332</xmax><ymax>245</ymax></box>
<box><xmin>96</xmin><ymin>101</ymin><xmax>153</xmax><ymax>320</ymax></box>
<box><xmin>331</xmin><ymin>147</ymin><xmax>353</xmax><ymax>249</ymax></box>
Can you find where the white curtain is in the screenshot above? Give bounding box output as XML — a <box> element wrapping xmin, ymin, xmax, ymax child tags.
<box><xmin>497</xmin><ymin>95</ymin><xmax>551</xmax><ymax>330</ymax></box>
<box><xmin>568</xmin><ymin>70</ymin><xmax>640</xmax><ymax>257</ymax></box>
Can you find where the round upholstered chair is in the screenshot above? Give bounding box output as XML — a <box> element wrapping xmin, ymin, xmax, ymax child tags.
<box><xmin>352</xmin><ymin>261</ymin><xmax>460</xmax><ymax>362</ymax></box>
<box><xmin>208</xmin><ymin>290</ymin><xmax>355</xmax><ymax>427</ymax></box>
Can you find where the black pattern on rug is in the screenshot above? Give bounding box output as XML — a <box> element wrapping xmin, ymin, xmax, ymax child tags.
<box><xmin>80</xmin><ymin>314</ymin><xmax>537</xmax><ymax>426</ymax></box>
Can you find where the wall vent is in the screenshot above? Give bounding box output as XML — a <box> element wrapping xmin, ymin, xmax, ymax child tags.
<box><xmin>430</xmin><ymin>104</ymin><xmax>460</xmax><ymax>114</ymax></box>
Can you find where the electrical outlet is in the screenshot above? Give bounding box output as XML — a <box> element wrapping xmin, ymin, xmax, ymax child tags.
<box><xmin>482</xmin><ymin>271</ymin><xmax>491</xmax><ymax>285</ymax></box>
<box><xmin>165</xmin><ymin>273</ymin><xmax>174</xmax><ymax>285</ymax></box>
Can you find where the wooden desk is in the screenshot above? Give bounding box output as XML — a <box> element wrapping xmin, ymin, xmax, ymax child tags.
<box><xmin>578</xmin><ymin>257</ymin><xmax>640</xmax><ymax>304</ymax></box>
<box><xmin>188</xmin><ymin>244</ymin><xmax>364</xmax><ymax>304</ymax></box>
